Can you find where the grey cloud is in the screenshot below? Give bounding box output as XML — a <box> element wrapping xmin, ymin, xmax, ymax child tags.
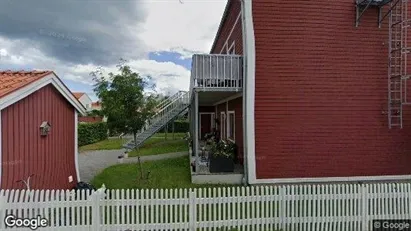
<box><xmin>0</xmin><ymin>0</ymin><xmax>149</xmax><ymax>66</ymax></box>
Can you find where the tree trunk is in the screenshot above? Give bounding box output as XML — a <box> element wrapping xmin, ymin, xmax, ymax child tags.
<box><xmin>133</xmin><ymin>132</ymin><xmax>137</xmax><ymax>149</ymax></box>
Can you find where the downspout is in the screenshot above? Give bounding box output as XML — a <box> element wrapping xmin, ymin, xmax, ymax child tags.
<box><xmin>241</xmin><ymin>0</ymin><xmax>256</xmax><ymax>184</ymax></box>
<box><xmin>240</xmin><ymin>0</ymin><xmax>249</xmax><ymax>185</ymax></box>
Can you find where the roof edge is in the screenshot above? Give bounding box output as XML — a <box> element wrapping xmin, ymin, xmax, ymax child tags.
<box><xmin>0</xmin><ymin>72</ymin><xmax>87</xmax><ymax>115</ymax></box>
<box><xmin>209</xmin><ymin>0</ymin><xmax>232</xmax><ymax>54</ymax></box>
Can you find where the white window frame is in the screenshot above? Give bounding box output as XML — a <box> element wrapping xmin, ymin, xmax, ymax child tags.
<box><xmin>227</xmin><ymin>41</ymin><xmax>235</xmax><ymax>54</ymax></box>
<box><xmin>220</xmin><ymin>42</ymin><xmax>228</xmax><ymax>54</ymax></box>
<box><xmin>227</xmin><ymin>111</ymin><xmax>235</xmax><ymax>142</ymax></box>
<box><xmin>220</xmin><ymin>112</ymin><xmax>226</xmax><ymax>140</ymax></box>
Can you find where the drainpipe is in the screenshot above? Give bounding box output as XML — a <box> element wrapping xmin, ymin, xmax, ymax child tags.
<box><xmin>240</xmin><ymin>0</ymin><xmax>249</xmax><ymax>186</ymax></box>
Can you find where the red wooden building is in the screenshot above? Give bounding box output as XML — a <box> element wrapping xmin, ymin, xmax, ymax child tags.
<box><xmin>0</xmin><ymin>71</ymin><xmax>86</xmax><ymax>189</ymax></box>
<box><xmin>189</xmin><ymin>0</ymin><xmax>411</xmax><ymax>184</ymax></box>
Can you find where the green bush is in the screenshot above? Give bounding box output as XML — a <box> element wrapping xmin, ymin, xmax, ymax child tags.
<box><xmin>160</xmin><ymin>120</ymin><xmax>189</xmax><ymax>133</ymax></box>
<box><xmin>78</xmin><ymin>122</ymin><xmax>108</xmax><ymax>146</ymax></box>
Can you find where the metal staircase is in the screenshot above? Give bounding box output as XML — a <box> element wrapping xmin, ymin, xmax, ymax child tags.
<box><xmin>388</xmin><ymin>0</ymin><xmax>409</xmax><ymax>128</ymax></box>
<box><xmin>123</xmin><ymin>91</ymin><xmax>190</xmax><ymax>150</ymax></box>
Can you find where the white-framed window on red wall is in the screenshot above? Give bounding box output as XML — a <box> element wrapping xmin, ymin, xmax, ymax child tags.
<box><xmin>227</xmin><ymin>111</ymin><xmax>235</xmax><ymax>142</ymax></box>
<box><xmin>220</xmin><ymin>112</ymin><xmax>226</xmax><ymax>140</ymax></box>
<box><xmin>227</xmin><ymin>41</ymin><xmax>235</xmax><ymax>54</ymax></box>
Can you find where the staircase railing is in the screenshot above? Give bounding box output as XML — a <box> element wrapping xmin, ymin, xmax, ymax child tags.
<box><xmin>137</xmin><ymin>91</ymin><xmax>189</xmax><ymax>135</ymax></box>
<box><xmin>156</xmin><ymin>91</ymin><xmax>187</xmax><ymax>111</ymax></box>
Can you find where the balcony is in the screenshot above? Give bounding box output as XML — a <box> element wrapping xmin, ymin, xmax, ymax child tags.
<box><xmin>190</xmin><ymin>54</ymin><xmax>243</xmax><ymax>92</ymax></box>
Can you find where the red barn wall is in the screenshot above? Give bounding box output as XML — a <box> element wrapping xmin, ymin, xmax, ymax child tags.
<box><xmin>252</xmin><ymin>0</ymin><xmax>411</xmax><ymax>179</ymax></box>
<box><xmin>214</xmin><ymin>97</ymin><xmax>244</xmax><ymax>164</ymax></box>
<box><xmin>1</xmin><ymin>84</ymin><xmax>77</xmax><ymax>189</ymax></box>
<box><xmin>211</xmin><ymin>0</ymin><xmax>243</xmax><ymax>55</ymax></box>
<box><xmin>228</xmin><ymin>97</ymin><xmax>244</xmax><ymax>164</ymax></box>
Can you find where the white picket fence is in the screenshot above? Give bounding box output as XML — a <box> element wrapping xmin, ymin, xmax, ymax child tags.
<box><xmin>0</xmin><ymin>183</ymin><xmax>410</xmax><ymax>231</ymax></box>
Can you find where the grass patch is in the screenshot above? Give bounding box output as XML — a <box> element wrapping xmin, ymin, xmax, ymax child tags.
<box><xmin>79</xmin><ymin>138</ymin><xmax>127</xmax><ymax>152</ymax></box>
<box><xmin>152</xmin><ymin>132</ymin><xmax>186</xmax><ymax>139</ymax></box>
<box><xmin>128</xmin><ymin>138</ymin><xmax>188</xmax><ymax>157</ymax></box>
<box><xmin>91</xmin><ymin>156</ymin><xmax>218</xmax><ymax>189</ymax></box>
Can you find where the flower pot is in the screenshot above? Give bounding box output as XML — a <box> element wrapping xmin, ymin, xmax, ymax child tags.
<box><xmin>118</xmin><ymin>156</ymin><xmax>124</xmax><ymax>164</ymax></box>
<box><xmin>123</xmin><ymin>153</ymin><xmax>128</xmax><ymax>158</ymax></box>
<box><xmin>209</xmin><ymin>154</ymin><xmax>234</xmax><ymax>173</ymax></box>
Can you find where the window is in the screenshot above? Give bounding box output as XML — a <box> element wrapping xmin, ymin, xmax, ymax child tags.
<box><xmin>220</xmin><ymin>112</ymin><xmax>226</xmax><ymax>140</ymax></box>
<box><xmin>227</xmin><ymin>42</ymin><xmax>235</xmax><ymax>54</ymax></box>
<box><xmin>220</xmin><ymin>42</ymin><xmax>228</xmax><ymax>54</ymax></box>
<box><xmin>227</xmin><ymin>111</ymin><xmax>235</xmax><ymax>141</ymax></box>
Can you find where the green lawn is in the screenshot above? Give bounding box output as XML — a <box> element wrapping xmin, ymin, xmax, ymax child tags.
<box><xmin>79</xmin><ymin>138</ymin><xmax>126</xmax><ymax>152</ymax></box>
<box><xmin>91</xmin><ymin>156</ymin><xmax>216</xmax><ymax>189</ymax></box>
<box><xmin>128</xmin><ymin>137</ymin><xmax>188</xmax><ymax>157</ymax></box>
<box><xmin>78</xmin><ymin>133</ymin><xmax>187</xmax><ymax>153</ymax></box>
<box><xmin>152</xmin><ymin>132</ymin><xmax>187</xmax><ymax>139</ymax></box>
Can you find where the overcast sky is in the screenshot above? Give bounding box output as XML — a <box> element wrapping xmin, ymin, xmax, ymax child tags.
<box><xmin>0</xmin><ymin>0</ymin><xmax>227</xmax><ymax>100</ymax></box>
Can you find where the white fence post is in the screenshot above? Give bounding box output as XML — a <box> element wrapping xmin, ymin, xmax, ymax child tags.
<box><xmin>280</xmin><ymin>185</ymin><xmax>286</xmax><ymax>230</ymax></box>
<box><xmin>91</xmin><ymin>185</ymin><xmax>105</xmax><ymax>231</ymax></box>
<box><xmin>0</xmin><ymin>193</ymin><xmax>6</xmax><ymax>230</ymax></box>
<box><xmin>361</xmin><ymin>184</ymin><xmax>368</xmax><ymax>231</ymax></box>
<box><xmin>189</xmin><ymin>189</ymin><xmax>197</xmax><ymax>231</ymax></box>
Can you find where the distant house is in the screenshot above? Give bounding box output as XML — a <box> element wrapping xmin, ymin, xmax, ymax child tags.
<box><xmin>0</xmin><ymin>70</ymin><xmax>86</xmax><ymax>190</ymax></box>
<box><xmin>73</xmin><ymin>92</ymin><xmax>92</xmax><ymax>111</ymax></box>
<box><xmin>91</xmin><ymin>101</ymin><xmax>102</xmax><ymax>111</ymax></box>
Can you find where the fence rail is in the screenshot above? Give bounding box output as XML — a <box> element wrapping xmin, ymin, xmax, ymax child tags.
<box><xmin>0</xmin><ymin>183</ymin><xmax>410</xmax><ymax>230</ymax></box>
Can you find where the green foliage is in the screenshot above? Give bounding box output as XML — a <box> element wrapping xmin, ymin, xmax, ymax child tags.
<box><xmin>91</xmin><ymin>59</ymin><xmax>160</xmax><ymax>141</ymax></box>
<box><xmin>78</xmin><ymin>122</ymin><xmax>108</xmax><ymax>146</ymax></box>
<box><xmin>159</xmin><ymin>120</ymin><xmax>189</xmax><ymax>133</ymax></box>
<box><xmin>86</xmin><ymin>109</ymin><xmax>104</xmax><ymax>117</ymax></box>
<box><xmin>208</xmin><ymin>139</ymin><xmax>236</xmax><ymax>158</ymax></box>
<box><xmin>79</xmin><ymin>138</ymin><xmax>125</xmax><ymax>152</ymax></box>
<box><xmin>91</xmin><ymin>156</ymin><xmax>227</xmax><ymax>189</ymax></box>
<box><xmin>128</xmin><ymin>139</ymin><xmax>188</xmax><ymax>157</ymax></box>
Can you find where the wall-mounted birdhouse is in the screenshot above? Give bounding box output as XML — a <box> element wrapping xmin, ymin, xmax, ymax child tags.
<box><xmin>40</xmin><ymin>121</ymin><xmax>51</xmax><ymax>136</ymax></box>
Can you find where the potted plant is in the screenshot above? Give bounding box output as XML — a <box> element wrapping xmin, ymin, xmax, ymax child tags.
<box><xmin>208</xmin><ymin>139</ymin><xmax>235</xmax><ymax>173</ymax></box>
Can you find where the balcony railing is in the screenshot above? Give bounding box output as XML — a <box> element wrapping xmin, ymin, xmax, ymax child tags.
<box><xmin>190</xmin><ymin>54</ymin><xmax>243</xmax><ymax>91</ymax></box>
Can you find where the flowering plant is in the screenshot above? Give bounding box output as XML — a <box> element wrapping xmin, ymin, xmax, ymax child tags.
<box><xmin>209</xmin><ymin>139</ymin><xmax>235</xmax><ymax>158</ymax></box>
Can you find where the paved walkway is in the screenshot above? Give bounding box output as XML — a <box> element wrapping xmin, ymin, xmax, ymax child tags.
<box><xmin>78</xmin><ymin>150</ymin><xmax>188</xmax><ymax>183</ymax></box>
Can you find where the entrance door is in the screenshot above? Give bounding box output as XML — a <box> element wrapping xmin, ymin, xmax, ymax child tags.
<box><xmin>200</xmin><ymin>114</ymin><xmax>212</xmax><ymax>140</ymax></box>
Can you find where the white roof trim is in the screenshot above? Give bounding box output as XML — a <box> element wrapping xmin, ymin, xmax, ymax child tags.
<box><xmin>0</xmin><ymin>73</ymin><xmax>87</xmax><ymax>115</ymax></box>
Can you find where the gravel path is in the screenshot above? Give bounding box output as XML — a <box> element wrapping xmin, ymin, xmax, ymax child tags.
<box><xmin>78</xmin><ymin>150</ymin><xmax>188</xmax><ymax>182</ymax></box>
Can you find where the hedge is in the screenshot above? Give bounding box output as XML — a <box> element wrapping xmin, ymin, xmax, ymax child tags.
<box><xmin>78</xmin><ymin>122</ymin><xmax>108</xmax><ymax>146</ymax></box>
<box><xmin>160</xmin><ymin>120</ymin><xmax>189</xmax><ymax>133</ymax></box>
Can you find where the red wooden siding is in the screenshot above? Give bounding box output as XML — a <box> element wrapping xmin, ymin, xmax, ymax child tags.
<box><xmin>252</xmin><ymin>1</ymin><xmax>411</xmax><ymax>179</ymax></box>
<box><xmin>228</xmin><ymin>97</ymin><xmax>244</xmax><ymax>165</ymax></box>
<box><xmin>214</xmin><ymin>97</ymin><xmax>244</xmax><ymax>164</ymax></box>
<box><xmin>1</xmin><ymin>84</ymin><xmax>77</xmax><ymax>189</ymax></box>
<box><xmin>211</xmin><ymin>0</ymin><xmax>243</xmax><ymax>55</ymax></box>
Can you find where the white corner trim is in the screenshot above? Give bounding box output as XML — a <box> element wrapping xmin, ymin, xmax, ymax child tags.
<box><xmin>0</xmin><ymin>110</ymin><xmax>2</xmax><ymax>189</ymax></box>
<box><xmin>0</xmin><ymin>73</ymin><xmax>87</xmax><ymax>115</ymax></box>
<box><xmin>212</xmin><ymin>93</ymin><xmax>242</xmax><ymax>106</ymax></box>
<box><xmin>227</xmin><ymin>110</ymin><xmax>235</xmax><ymax>142</ymax></box>
<box><xmin>252</xmin><ymin>175</ymin><xmax>411</xmax><ymax>184</ymax></box>
<box><xmin>242</xmin><ymin>0</ymin><xmax>257</xmax><ymax>184</ymax></box>
<box><xmin>74</xmin><ymin>110</ymin><xmax>80</xmax><ymax>182</ymax></box>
